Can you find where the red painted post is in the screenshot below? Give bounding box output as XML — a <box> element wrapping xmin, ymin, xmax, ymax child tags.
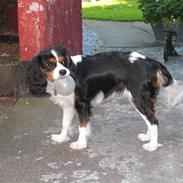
<box><xmin>18</xmin><ymin>0</ymin><xmax>82</xmax><ymax>61</ymax></box>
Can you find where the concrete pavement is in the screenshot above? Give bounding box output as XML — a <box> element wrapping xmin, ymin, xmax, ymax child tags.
<box><xmin>0</xmin><ymin>20</ymin><xmax>183</xmax><ymax>183</ymax></box>
<box><xmin>83</xmin><ymin>20</ymin><xmax>157</xmax><ymax>48</ymax></box>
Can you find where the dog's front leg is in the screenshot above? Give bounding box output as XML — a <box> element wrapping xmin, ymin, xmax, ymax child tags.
<box><xmin>51</xmin><ymin>105</ymin><xmax>75</xmax><ymax>143</ymax></box>
<box><xmin>70</xmin><ymin>103</ymin><xmax>91</xmax><ymax>150</ymax></box>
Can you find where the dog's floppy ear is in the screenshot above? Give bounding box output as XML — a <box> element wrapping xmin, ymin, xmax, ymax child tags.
<box><xmin>57</xmin><ymin>44</ymin><xmax>77</xmax><ymax>70</ymax></box>
<box><xmin>57</xmin><ymin>44</ymin><xmax>68</xmax><ymax>57</ymax></box>
<box><xmin>26</xmin><ymin>56</ymin><xmax>47</xmax><ymax>96</ymax></box>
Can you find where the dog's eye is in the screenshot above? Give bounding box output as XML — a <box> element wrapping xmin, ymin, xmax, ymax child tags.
<box><xmin>46</xmin><ymin>62</ymin><xmax>53</xmax><ymax>67</ymax></box>
<box><xmin>45</xmin><ymin>62</ymin><xmax>56</xmax><ymax>70</ymax></box>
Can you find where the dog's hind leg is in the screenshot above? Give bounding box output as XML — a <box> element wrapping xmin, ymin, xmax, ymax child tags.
<box><xmin>136</xmin><ymin>110</ymin><xmax>162</xmax><ymax>151</ymax></box>
<box><xmin>70</xmin><ymin>102</ymin><xmax>91</xmax><ymax>150</ymax></box>
<box><xmin>51</xmin><ymin>105</ymin><xmax>75</xmax><ymax>143</ymax></box>
<box><xmin>132</xmin><ymin>96</ymin><xmax>162</xmax><ymax>152</ymax></box>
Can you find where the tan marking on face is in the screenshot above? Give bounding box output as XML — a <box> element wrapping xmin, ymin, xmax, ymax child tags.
<box><xmin>48</xmin><ymin>57</ymin><xmax>64</xmax><ymax>63</ymax></box>
<box><xmin>41</xmin><ymin>69</ymin><xmax>54</xmax><ymax>81</ymax></box>
<box><xmin>46</xmin><ymin>71</ymin><xmax>54</xmax><ymax>81</ymax></box>
<box><xmin>48</xmin><ymin>58</ymin><xmax>56</xmax><ymax>63</ymax></box>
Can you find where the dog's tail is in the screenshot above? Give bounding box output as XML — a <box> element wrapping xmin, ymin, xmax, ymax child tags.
<box><xmin>156</xmin><ymin>63</ymin><xmax>173</xmax><ymax>87</ymax></box>
<box><xmin>155</xmin><ymin>63</ymin><xmax>173</xmax><ymax>88</ymax></box>
<box><xmin>155</xmin><ymin>62</ymin><xmax>183</xmax><ymax>107</ymax></box>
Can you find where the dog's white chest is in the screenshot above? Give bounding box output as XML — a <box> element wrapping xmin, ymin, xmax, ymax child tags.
<box><xmin>51</xmin><ymin>93</ymin><xmax>75</xmax><ymax>107</ymax></box>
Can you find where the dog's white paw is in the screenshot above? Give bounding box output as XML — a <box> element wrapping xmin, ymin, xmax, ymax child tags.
<box><xmin>51</xmin><ymin>134</ymin><xmax>70</xmax><ymax>143</ymax></box>
<box><xmin>138</xmin><ymin>133</ymin><xmax>150</xmax><ymax>142</ymax></box>
<box><xmin>143</xmin><ymin>142</ymin><xmax>162</xmax><ymax>152</ymax></box>
<box><xmin>70</xmin><ymin>141</ymin><xmax>87</xmax><ymax>150</ymax></box>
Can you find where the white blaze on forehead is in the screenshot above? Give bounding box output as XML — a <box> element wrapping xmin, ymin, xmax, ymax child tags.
<box><xmin>51</xmin><ymin>49</ymin><xmax>59</xmax><ymax>62</ymax></box>
<box><xmin>52</xmin><ymin>62</ymin><xmax>70</xmax><ymax>80</ymax></box>
<box><xmin>71</xmin><ymin>55</ymin><xmax>82</xmax><ymax>65</ymax></box>
<box><xmin>128</xmin><ymin>52</ymin><xmax>146</xmax><ymax>63</ymax></box>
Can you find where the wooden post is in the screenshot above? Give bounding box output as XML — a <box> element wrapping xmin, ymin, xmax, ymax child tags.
<box><xmin>18</xmin><ymin>0</ymin><xmax>82</xmax><ymax>61</ymax></box>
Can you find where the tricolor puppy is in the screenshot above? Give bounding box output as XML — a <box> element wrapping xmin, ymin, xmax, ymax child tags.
<box><xmin>26</xmin><ymin>45</ymin><xmax>182</xmax><ymax>152</ymax></box>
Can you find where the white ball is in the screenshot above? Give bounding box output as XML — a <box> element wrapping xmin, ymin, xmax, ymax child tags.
<box><xmin>54</xmin><ymin>76</ymin><xmax>75</xmax><ymax>96</ymax></box>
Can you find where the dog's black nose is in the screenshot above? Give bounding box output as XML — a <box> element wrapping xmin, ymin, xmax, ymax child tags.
<box><xmin>59</xmin><ymin>69</ymin><xmax>67</xmax><ymax>76</ymax></box>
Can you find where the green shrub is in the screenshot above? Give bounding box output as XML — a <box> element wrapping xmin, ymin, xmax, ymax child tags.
<box><xmin>138</xmin><ymin>0</ymin><xmax>183</xmax><ymax>25</ymax></box>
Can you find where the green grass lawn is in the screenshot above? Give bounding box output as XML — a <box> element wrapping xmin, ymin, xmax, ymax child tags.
<box><xmin>82</xmin><ymin>0</ymin><xmax>143</xmax><ymax>21</ymax></box>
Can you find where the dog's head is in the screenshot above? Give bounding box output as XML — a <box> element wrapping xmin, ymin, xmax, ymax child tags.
<box><xmin>26</xmin><ymin>44</ymin><xmax>75</xmax><ymax>96</ymax></box>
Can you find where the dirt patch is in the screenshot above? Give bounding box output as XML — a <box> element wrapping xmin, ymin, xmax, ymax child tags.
<box><xmin>0</xmin><ymin>35</ymin><xmax>19</xmax><ymax>65</ymax></box>
<box><xmin>0</xmin><ymin>97</ymin><xmax>17</xmax><ymax>121</ymax></box>
<box><xmin>0</xmin><ymin>35</ymin><xmax>20</xmax><ymax>97</ymax></box>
